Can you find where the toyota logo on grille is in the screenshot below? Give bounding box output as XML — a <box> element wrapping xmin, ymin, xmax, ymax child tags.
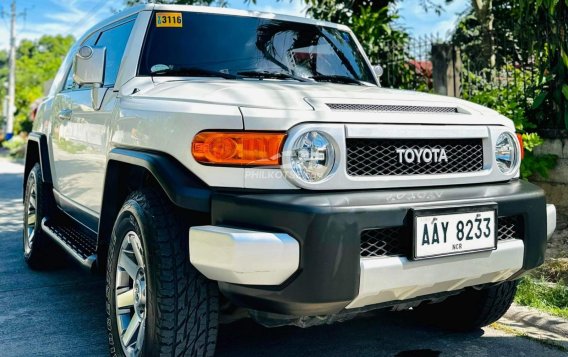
<box><xmin>396</xmin><ymin>148</ymin><xmax>448</xmax><ymax>164</ymax></box>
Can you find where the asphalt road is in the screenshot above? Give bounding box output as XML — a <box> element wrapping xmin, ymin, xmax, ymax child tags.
<box><xmin>0</xmin><ymin>160</ymin><xmax>565</xmax><ymax>357</ymax></box>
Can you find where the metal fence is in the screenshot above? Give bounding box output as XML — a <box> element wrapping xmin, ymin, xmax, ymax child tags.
<box><xmin>381</xmin><ymin>34</ymin><xmax>439</xmax><ymax>92</ymax></box>
<box><xmin>380</xmin><ymin>35</ymin><xmax>539</xmax><ymax>126</ymax></box>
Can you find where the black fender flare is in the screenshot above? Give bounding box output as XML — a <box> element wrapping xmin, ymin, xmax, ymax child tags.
<box><xmin>24</xmin><ymin>132</ymin><xmax>53</xmax><ymax>198</ymax></box>
<box><xmin>97</xmin><ymin>148</ymin><xmax>211</xmax><ymax>247</ymax></box>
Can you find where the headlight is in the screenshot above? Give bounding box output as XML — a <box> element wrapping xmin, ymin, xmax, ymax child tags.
<box><xmin>495</xmin><ymin>132</ymin><xmax>518</xmax><ymax>174</ymax></box>
<box><xmin>289</xmin><ymin>131</ymin><xmax>335</xmax><ymax>183</ymax></box>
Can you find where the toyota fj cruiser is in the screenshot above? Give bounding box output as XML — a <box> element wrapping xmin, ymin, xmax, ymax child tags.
<box><xmin>22</xmin><ymin>4</ymin><xmax>557</xmax><ymax>356</ymax></box>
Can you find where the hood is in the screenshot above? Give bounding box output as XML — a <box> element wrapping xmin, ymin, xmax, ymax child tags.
<box><xmin>122</xmin><ymin>77</ymin><xmax>512</xmax><ymax>129</ymax></box>
<box><xmin>126</xmin><ymin>78</ymin><xmax>491</xmax><ymax>112</ymax></box>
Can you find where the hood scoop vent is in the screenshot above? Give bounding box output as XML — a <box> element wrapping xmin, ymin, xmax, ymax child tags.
<box><xmin>327</xmin><ymin>103</ymin><xmax>460</xmax><ymax>114</ymax></box>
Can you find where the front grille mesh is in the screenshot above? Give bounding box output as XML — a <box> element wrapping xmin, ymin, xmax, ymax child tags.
<box><xmin>327</xmin><ymin>103</ymin><xmax>459</xmax><ymax>113</ymax></box>
<box><xmin>346</xmin><ymin>138</ymin><xmax>484</xmax><ymax>176</ymax></box>
<box><xmin>360</xmin><ymin>215</ymin><xmax>524</xmax><ymax>258</ymax></box>
<box><xmin>360</xmin><ymin>227</ymin><xmax>407</xmax><ymax>257</ymax></box>
<box><xmin>497</xmin><ymin>215</ymin><xmax>524</xmax><ymax>241</ymax></box>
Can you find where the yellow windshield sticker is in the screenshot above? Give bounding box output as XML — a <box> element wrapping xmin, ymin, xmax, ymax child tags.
<box><xmin>156</xmin><ymin>12</ymin><xmax>183</xmax><ymax>28</ymax></box>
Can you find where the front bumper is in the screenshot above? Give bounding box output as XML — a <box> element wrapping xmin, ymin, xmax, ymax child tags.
<box><xmin>190</xmin><ymin>180</ymin><xmax>553</xmax><ymax>316</ymax></box>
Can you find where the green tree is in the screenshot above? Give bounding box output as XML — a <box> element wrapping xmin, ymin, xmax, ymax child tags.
<box><xmin>5</xmin><ymin>35</ymin><xmax>74</xmax><ymax>133</ymax></box>
<box><xmin>451</xmin><ymin>0</ymin><xmax>568</xmax><ymax>130</ymax></box>
<box><xmin>0</xmin><ymin>49</ymin><xmax>8</xmax><ymax>126</ymax></box>
<box><xmin>303</xmin><ymin>0</ymin><xmax>409</xmax><ymax>86</ymax></box>
<box><xmin>518</xmin><ymin>0</ymin><xmax>568</xmax><ymax>130</ymax></box>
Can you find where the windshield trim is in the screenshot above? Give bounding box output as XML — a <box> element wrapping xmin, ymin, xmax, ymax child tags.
<box><xmin>151</xmin><ymin>4</ymin><xmax>353</xmax><ymax>32</ymax></box>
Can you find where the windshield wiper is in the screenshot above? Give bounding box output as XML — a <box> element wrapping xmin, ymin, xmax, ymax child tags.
<box><xmin>310</xmin><ymin>75</ymin><xmax>365</xmax><ymax>86</ymax></box>
<box><xmin>237</xmin><ymin>70</ymin><xmax>308</xmax><ymax>82</ymax></box>
<box><xmin>151</xmin><ymin>67</ymin><xmax>241</xmax><ymax>80</ymax></box>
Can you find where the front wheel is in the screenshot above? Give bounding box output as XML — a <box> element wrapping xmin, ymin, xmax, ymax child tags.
<box><xmin>413</xmin><ymin>280</ymin><xmax>518</xmax><ymax>331</ymax></box>
<box><xmin>106</xmin><ymin>188</ymin><xmax>219</xmax><ymax>357</ymax></box>
<box><xmin>23</xmin><ymin>163</ymin><xmax>63</xmax><ymax>269</ymax></box>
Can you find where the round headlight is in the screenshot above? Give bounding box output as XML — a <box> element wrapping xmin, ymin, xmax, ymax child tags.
<box><xmin>289</xmin><ymin>131</ymin><xmax>335</xmax><ymax>183</ymax></box>
<box><xmin>495</xmin><ymin>132</ymin><xmax>518</xmax><ymax>174</ymax></box>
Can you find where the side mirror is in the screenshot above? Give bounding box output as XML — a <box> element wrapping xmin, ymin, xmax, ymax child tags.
<box><xmin>373</xmin><ymin>64</ymin><xmax>384</xmax><ymax>78</ymax></box>
<box><xmin>73</xmin><ymin>46</ymin><xmax>106</xmax><ymax>87</ymax></box>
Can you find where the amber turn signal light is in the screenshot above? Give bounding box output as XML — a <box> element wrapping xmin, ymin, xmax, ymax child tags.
<box><xmin>192</xmin><ymin>131</ymin><xmax>286</xmax><ymax>166</ymax></box>
<box><xmin>516</xmin><ymin>133</ymin><xmax>525</xmax><ymax>160</ymax></box>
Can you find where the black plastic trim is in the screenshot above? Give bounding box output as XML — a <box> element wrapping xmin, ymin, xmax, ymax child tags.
<box><xmin>25</xmin><ymin>132</ymin><xmax>53</xmax><ymax>185</ymax></box>
<box><xmin>213</xmin><ymin>180</ymin><xmax>547</xmax><ymax>316</ymax></box>
<box><xmin>106</xmin><ymin>148</ymin><xmax>211</xmax><ymax>212</ymax></box>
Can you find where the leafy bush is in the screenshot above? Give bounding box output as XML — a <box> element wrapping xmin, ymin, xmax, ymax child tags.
<box><xmin>462</xmin><ymin>67</ymin><xmax>558</xmax><ymax>179</ymax></box>
<box><xmin>1</xmin><ymin>135</ymin><xmax>27</xmax><ymax>159</ymax></box>
<box><xmin>520</xmin><ymin>134</ymin><xmax>558</xmax><ymax>179</ymax></box>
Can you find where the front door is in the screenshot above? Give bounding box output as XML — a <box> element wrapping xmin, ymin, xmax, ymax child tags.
<box><xmin>50</xmin><ymin>88</ymin><xmax>115</xmax><ymax>215</ymax></box>
<box><xmin>49</xmin><ymin>18</ymin><xmax>135</xmax><ymax>220</ymax></box>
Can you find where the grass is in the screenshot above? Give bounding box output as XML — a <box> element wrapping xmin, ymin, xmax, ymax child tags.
<box><xmin>532</xmin><ymin>259</ymin><xmax>568</xmax><ymax>286</ymax></box>
<box><xmin>491</xmin><ymin>322</ymin><xmax>568</xmax><ymax>352</ymax></box>
<box><xmin>515</xmin><ymin>276</ymin><xmax>568</xmax><ymax>319</ymax></box>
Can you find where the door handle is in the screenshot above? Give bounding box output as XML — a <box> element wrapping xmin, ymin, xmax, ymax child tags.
<box><xmin>58</xmin><ymin>109</ymin><xmax>72</xmax><ymax>121</ymax></box>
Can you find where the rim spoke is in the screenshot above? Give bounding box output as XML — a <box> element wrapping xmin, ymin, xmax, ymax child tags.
<box><xmin>27</xmin><ymin>213</ymin><xmax>36</xmax><ymax>226</ymax></box>
<box><xmin>29</xmin><ymin>195</ymin><xmax>36</xmax><ymax>209</ymax></box>
<box><xmin>135</xmin><ymin>319</ymin><xmax>146</xmax><ymax>352</ymax></box>
<box><xmin>116</xmin><ymin>288</ymin><xmax>135</xmax><ymax>309</ymax></box>
<box><xmin>27</xmin><ymin>230</ymin><xmax>35</xmax><ymax>248</ymax></box>
<box><xmin>129</xmin><ymin>235</ymin><xmax>145</xmax><ymax>268</ymax></box>
<box><xmin>122</xmin><ymin>314</ymin><xmax>141</xmax><ymax>347</ymax></box>
<box><xmin>116</xmin><ymin>270</ymin><xmax>131</xmax><ymax>289</ymax></box>
<box><xmin>119</xmin><ymin>249</ymin><xmax>139</xmax><ymax>279</ymax></box>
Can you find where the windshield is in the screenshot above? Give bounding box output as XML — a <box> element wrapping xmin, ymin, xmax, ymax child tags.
<box><xmin>139</xmin><ymin>11</ymin><xmax>376</xmax><ymax>85</ymax></box>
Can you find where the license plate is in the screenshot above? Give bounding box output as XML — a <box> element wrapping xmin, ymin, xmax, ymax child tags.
<box><xmin>413</xmin><ymin>206</ymin><xmax>497</xmax><ymax>259</ymax></box>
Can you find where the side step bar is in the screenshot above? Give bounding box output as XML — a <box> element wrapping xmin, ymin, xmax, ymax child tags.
<box><xmin>41</xmin><ymin>217</ymin><xmax>98</xmax><ymax>270</ymax></box>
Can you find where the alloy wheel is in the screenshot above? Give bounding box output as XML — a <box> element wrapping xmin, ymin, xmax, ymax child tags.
<box><xmin>24</xmin><ymin>180</ymin><xmax>37</xmax><ymax>254</ymax></box>
<box><xmin>115</xmin><ymin>231</ymin><xmax>147</xmax><ymax>357</ymax></box>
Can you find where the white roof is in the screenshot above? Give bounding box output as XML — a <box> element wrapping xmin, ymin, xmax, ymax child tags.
<box><xmin>76</xmin><ymin>4</ymin><xmax>351</xmax><ymax>44</ymax></box>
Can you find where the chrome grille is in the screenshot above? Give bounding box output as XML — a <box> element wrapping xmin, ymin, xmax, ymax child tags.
<box><xmin>327</xmin><ymin>103</ymin><xmax>459</xmax><ymax>113</ymax></box>
<box><xmin>360</xmin><ymin>216</ymin><xmax>524</xmax><ymax>258</ymax></box>
<box><xmin>346</xmin><ymin>138</ymin><xmax>484</xmax><ymax>176</ymax></box>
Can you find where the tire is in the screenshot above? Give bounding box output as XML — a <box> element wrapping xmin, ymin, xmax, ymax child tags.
<box><xmin>106</xmin><ymin>188</ymin><xmax>219</xmax><ymax>357</ymax></box>
<box><xmin>23</xmin><ymin>163</ymin><xmax>63</xmax><ymax>269</ymax></box>
<box><xmin>414</xmin><ymin>280</ymin><xmax>518</xmax><ymax>331</ymax></box>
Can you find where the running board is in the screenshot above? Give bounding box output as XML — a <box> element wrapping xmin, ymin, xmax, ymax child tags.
<box><xmin>41</xmin><ymin>217</ymin><xmax>98</xmax><ymax>270</ymax></box>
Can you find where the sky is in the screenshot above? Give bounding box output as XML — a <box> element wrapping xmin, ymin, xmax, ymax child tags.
<box><xmin>0</xmin><ymin>0</ymin><xmax>469</xmax><ymax>51</ymax></box>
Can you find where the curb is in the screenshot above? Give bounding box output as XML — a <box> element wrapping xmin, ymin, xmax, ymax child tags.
<box><xmin>504</xmin><ymin>303</ymin><xmax>568</xmax><ymax>338</ymax></box>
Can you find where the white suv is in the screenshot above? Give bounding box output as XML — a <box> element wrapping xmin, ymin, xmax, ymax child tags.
<box><xmin>22</xmin><ymin>4</ymin><xmax>556</xmax><ymax>356</ymax></box>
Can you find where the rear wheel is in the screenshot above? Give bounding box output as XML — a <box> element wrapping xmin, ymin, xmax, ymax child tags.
<box><xmin>414</xmin><ymin>281</ymin><xmax>518</xmax><ymax>331</ymax></box>
<box><xmin>23</xmin><ymin>163</ymin><xmax>63</xmax><ymax>269</ymax></box>
<box><xmin>106</xmin><ymin>188</ymin><xmax>219</xmax><ymax>357</ymax></box>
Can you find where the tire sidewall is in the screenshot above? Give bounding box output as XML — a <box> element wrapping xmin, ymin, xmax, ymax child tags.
<box><xmin>107</xmin><ymin>198</ymin><xmax>157</xmax><ymax>357</ymax></box>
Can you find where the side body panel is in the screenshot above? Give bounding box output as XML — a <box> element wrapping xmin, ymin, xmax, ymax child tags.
<box><xmin>50</xmin><ymin>89</ymin><xmax>116</xmax><ymax>214</ymax></box>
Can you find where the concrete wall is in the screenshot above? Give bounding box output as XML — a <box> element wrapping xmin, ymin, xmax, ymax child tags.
<box><xmin>533</xmin><ymin>138</ymin><xmax>568</xmax><ymax>208</ymax></box>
